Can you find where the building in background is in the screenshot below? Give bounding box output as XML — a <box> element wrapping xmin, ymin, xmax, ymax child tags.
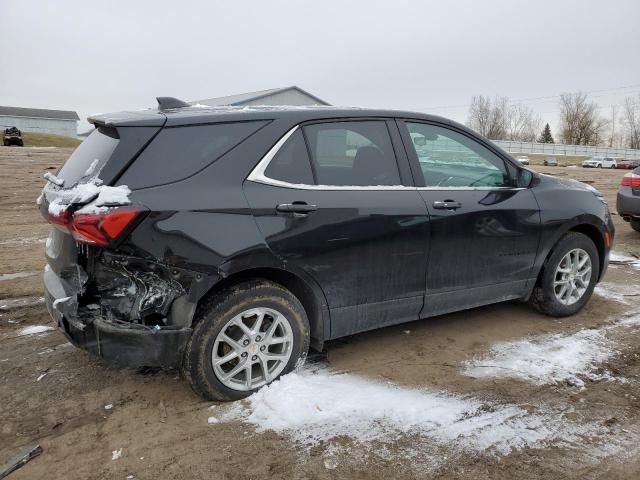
<box><xmin>192</xmin><ymin>85</ymin><xmax>329</xmax><ymax>107</ymax></box>
<box><xmin>0</xmin><ymin>106</ymin><xmax>79</xmax><ymax>138</ymax></box>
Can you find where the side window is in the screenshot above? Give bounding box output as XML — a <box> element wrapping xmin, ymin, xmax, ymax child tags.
<box><xmin>303</xmin><ymin>121</ymin><xmax>401</xmax><ymax>186</ymax></box>
<box><xmin>120</xmin><ymin>121</ymin><xmax>267</xmax><ymax>189</ymax></box>
<box><xmin>264</xmin><ymin>130</ymin><xmax>314</xmax><ymax>184</ymax></box>
<box><xmin>404</xmin><ymin>122</ymin><xmax>510</xmax><ymax>188</ymax></box>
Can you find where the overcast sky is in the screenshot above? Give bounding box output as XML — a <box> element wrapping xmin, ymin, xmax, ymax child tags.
<box><xmin>1</xmin><ymin>0</ymin><xmax>639</xmax><ymax>133</ymax></box>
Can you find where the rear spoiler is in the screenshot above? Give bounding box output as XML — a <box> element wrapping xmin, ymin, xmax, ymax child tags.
<box><xmin>88</xmin><ymin>110</ymin><xmax>166</xmax><ymax>128</ymax></box>
<box><xmin>86</xmin><ymin>97</ymin><xmax>192</xmax><ymax>127</ymax></box>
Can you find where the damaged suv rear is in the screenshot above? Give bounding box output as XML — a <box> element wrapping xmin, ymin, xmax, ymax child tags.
<box><xmin>40</xmin><ymin>99</ymin><xmax>613</xmax><ymax>401</ymax></box>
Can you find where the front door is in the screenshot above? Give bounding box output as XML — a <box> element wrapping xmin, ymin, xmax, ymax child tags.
<box><xmin>244</xmin><ymin>120</ymin><xmax>430</xmax><ymax>338</ymax></box>
<box><xmin>397</xmin><ymin>120</ymin><xmax>541</xmax><ymax>317</ymax></box>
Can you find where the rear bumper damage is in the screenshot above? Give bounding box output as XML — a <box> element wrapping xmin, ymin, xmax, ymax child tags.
<box><xmin>43</xmin><ymin>253</ymin><xmax>199</xmax><ymax>367</ymax></box>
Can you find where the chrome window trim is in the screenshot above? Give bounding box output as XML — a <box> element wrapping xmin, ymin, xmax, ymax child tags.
<box><xmin>246</xmin><ymin>125</ymin><xmax>527</xmax><ymax>192</ymax></box>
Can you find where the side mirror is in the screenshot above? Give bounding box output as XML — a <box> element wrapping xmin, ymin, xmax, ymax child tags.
<box><xmin>516</xmin><ymin>169</ymin><xmax>533</xmax><ymax>188</ymax></box>
<box><xmin>413</xmin><ymin>135</ymin><xmax>426</xmax><ymax>146</ymax></box>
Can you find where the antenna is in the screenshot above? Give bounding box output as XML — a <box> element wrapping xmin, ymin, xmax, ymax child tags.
<box><xmin>156</xmin><ymin>97</ymin><xmax>191</xmax><ymax>110</ymax></box>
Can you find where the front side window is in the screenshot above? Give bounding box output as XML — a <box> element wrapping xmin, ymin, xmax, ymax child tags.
<box><xmin>404</xmin><ymin>122</ymin><xmax>510</xmax><ymax>188</ymax></box>
<box><xmin>303</xmin><ymin>121</ymin><xmax>401</xmax><ymax>186</ymax></box>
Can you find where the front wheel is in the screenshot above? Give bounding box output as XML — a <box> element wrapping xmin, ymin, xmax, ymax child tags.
<box><xmin>182</xmin><ymin>279</ymin><xmax>310</xmax><ymax>401</ymax></box>
<box><xmin>529</xmin><ymin>232</ymin><xmax>599</xmax><ymax>317</ymax></box>
<box><xmin>631</xmin><ymin>219</ymin><xmax>640</xmax><ymax>233</ymax></box>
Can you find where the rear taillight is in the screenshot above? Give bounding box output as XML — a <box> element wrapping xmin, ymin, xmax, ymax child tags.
<box><xmin>47</xmin><ymin>206</ymin><xmax>145</xmax><ymax>246</ymax></box>
<box><xmin>621</xmin><ymin>173</ymin><xmax>640</xmax><ymax>187</ymax></box>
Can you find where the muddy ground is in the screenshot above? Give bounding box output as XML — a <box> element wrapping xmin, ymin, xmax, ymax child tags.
<box><xmin>1</xmin><ymin>147</ymin><xmax>640</xmax><ymax>479</ymax></box>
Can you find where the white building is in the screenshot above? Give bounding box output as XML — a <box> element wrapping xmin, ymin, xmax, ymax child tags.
<box><xmin>192</xmin><ymin>85</ymin><xmax>329</xmax><ymax>107</ymax></box>
<box><xmin>0</xmin><ymin>106</ymin><xmax>79</xmax><ymax>138</ymax></box>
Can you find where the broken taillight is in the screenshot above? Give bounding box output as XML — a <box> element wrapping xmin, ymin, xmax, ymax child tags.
<box><xmin>47</xmin><ymin>206</ymin><xmax>145</xmax><ymax>247</ymax></box>
<box><xmin>621</xmin><ymin>173</ymin><xmax>640</xmax><ymax>187</ymax></box>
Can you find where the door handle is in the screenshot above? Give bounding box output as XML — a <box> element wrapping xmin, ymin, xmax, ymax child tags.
<box><xmin>433</xmin><ymin>200</ymin><xmax>462</xmax><ymax>210</ymax></box>
<box><xmin>276</xmin><ymin>202</ymin><xmax>318</xmax><ymax>214</ymax></box>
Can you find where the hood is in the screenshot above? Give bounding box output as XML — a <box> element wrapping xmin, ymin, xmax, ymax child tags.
<box><xmin>540</xmin><ymin>173</ymin><xmax>603</xmax><ymax>196</ymax></box>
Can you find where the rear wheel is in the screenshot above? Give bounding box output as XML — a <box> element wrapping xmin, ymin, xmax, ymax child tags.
<box><xmin>631</xmin><ymin>219</ymin><xmax>640</xmax><ymax>233</ymax></box>
<box><xmin>182</xmin><ymin>279</ymin><xmax>310</xmax><ymax>401</ymax></box>
<box><xmin>529</xmin><ymin>232</ymin><xmax>599</xmax><ymax>317</ymax></box>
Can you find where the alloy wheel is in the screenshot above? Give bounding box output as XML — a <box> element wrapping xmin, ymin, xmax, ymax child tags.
<box><xmin>211</xmin><ymin>307</ymin><xmax>294</xmax><ymax>391</ymax></box>
<box><xmin>553</xmin><ymin>248</ymin><xmax>592</xmax><ymax>306</ymax></box>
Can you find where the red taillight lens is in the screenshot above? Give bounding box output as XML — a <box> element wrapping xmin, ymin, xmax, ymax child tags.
<box><xmin>621</xmin><ymin>173</ymin><xmax>640</xmax><ymax>187</ymax></box>
<box><xmin>47</xmin><ymin>206</ymin><xmax>144</xmax><ymax>246</ymax></box>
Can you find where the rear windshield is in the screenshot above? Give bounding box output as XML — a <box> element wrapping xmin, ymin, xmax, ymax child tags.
<box><xmin>57</xmin><ymin>127</ymin><xmax>119</xmax><ymax>185</ymax></box>
<box><xmin>118</xmin><ymin>121</ymin><xmax>267</xmax><ymax>189</ymax></box>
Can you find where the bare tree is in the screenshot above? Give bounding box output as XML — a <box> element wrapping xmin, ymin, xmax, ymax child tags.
<box><xmin>622</xmin><ymin>94</ymin><xmax>640</xmax><ymax>149</ymax></box>
<box><xmin>608</xmin><ymin>105</ymin><xmax>617</xmax><ymax>148</ymax></box>
<box><xmin>466</xmin><ymin>95</ymin><xmax>508</xmax><ymax>140</ymax></box>
<box><xmin>558</xmin><ymin>92</ymin><xmax>608</xmax><ymax>146</ymax></box>
<box><xmin>506</xmin><ymin>104</ymin><xmax>542</xmax><ymax>142</ymax></box>
<box><xmin>467</xmin><ymin>96</ymin><xmax>541</xmax><ymax>141</ymax></box>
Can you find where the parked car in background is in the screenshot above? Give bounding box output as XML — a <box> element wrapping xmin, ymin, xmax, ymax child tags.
<box><xmin>617</xmin><ymin>167</ymin><xmax>640</xmax><ymax>232</ymax></box>
<box><xmin>39</xmin><ymin>101</ymin><xmax>614</xmax><ymax>401</ymax></box>
<box><xmin>515</xmin><ymin>155</ymin><xmax>530</xmax><ymax>165</ymax></box>
<box><xmin>3</xmin><ymin>127</ymin><xmax>23</xmax><ymax>146</ymax></box>
<box><xmin>582</xmin><ymin>156</ymin><xmax>617</xmax><ymax>168</ymax></box>
<box><xmin>544</xmin><ymin>156</ymin><xmax>558</xmax><ymax>166</ymax></box>
<box><xmin>616</xmin><ymin>160</ymin><xmax>640</xmax><ymax>170</ymax></box>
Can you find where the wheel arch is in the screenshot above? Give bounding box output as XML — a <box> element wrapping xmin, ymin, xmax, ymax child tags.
<box><xmin>195</xmin><ymin>266</ymin><xmax>329</xmax><ymax>352</ymax></box>
<box><xmin>533</xmin><ymin>220</ymin><xmax>607</xmax><ymax>290</ymax></box>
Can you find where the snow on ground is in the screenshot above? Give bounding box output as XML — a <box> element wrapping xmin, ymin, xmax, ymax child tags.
<box><xmin>16</xmin><ymin>325</ymin><xmax>54</xmax><ymax>336</ymax></box>
<box><xmin>0</xmin><ymin>271</ymin><xmax>39</xmax><ymax>282</ymax></box>
<box><xmin>0</xmin><ymin>237</ymin><xmax>46</xmax><ymax>247</ymax></box>
<box><xmin>0</xmin><ymin>296</ymin><xmax>45</xmax><ymax>311</ymax></box>
<box><xmin>220</xmin><ymin>367</ymin><xmax>607</xmax><ymax>457</ymax></box>
<box><xmin>609</xmin><ymin>251</ymin><xmax>640</xmax><ymax>268</ymax></box>
<box><xmin>463</xmin><ymin>314</ymin><xmax>640</xmax><ymax>387</ymax></box>
<box><xmin>594</xmin><ymin>284</ymin><xmax>635</xmax><ymax>304</ymax></box>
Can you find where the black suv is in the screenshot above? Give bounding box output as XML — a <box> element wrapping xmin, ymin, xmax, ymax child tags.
<box><xmin>39</xmin><ymin>100</ymin><xmax>614</xmax><ymax>400</ymax></box>
<box><xmin>3</xmin><ymin>126</ymin><xmax>23</xmax><ymax>146</ymax></box>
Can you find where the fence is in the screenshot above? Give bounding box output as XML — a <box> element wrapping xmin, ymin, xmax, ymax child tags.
<box><xmin>492</xmin><ymin>140</ymin><xmax>640</xmax><ymax>160</ymax></box>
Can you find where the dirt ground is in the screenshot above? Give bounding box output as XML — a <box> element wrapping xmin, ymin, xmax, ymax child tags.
<box><xmin>1</xmin><ymin>147</ymin><xmax>640</xmax><ymax>480</ymax></box>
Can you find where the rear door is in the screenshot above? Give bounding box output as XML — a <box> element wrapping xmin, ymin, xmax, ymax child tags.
<box><xmin>243</xmin><ymin>119</ymin><xmax>430</xmax><ymax>338</ymax></box>
<box><xmin>397</xmin><ymin>120</ymin><xmax>541</xmax><ymax>317</ymax></box>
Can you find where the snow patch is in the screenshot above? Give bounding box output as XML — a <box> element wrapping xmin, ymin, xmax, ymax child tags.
<box><xmin>0</xmin><ymin>237</ymin><xmax>46</xmax><ymax>247</ymax></box>
<box><xmin>0</xmin><ymin>296</ymin><xmax>45</xmax><ymax>311</ymax></box>
<box><xmin>220</xmin><ymin>368</ymin><xmax>599</xmax><ymax>455</ymax></box>
<box><xmin>111</xmin><ymin>448</ymin><xmax>122</xmax><ymax>460</ymax></box>
<box><xmin>44</xmin><ymin>178</ymin><xmax>132</xmax><ymax>216</ymax></box>
<box><xmin>0</xmin><ymin>271</ymin><xmax>38</xmax><ymax>281</ymax></box>
<box><xmin>463</xmin><ymin>314</ymin><xmax>640</xmax><ymax>387</ymax></box>
<box><xmin>17</xmin><ymin>325</ymin><xmax>54</xmax><ymax>336</ymax></box>
<box><xmin>207</xmin><ymin>416</ymin><xmax>219</xmax><ymax>424</ymax></box>
<box><xmin>609</xmin><ymin>251</ymin><xmax>640</xmax><ymax>268</ymax></box>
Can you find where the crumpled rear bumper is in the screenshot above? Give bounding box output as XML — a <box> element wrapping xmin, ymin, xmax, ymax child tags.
<box><xmin>44</xmin><ymin>268</ymin><xmax>192</xmax><ymax>367</ymax></box>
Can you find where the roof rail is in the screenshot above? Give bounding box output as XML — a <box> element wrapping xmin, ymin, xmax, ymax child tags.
<box><xmin>156</xmin><ymin>97</ymin><xmax>191</xmax><ymax>110</ymax></box>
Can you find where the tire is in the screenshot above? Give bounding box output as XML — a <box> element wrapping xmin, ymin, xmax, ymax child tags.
<box><xmin>631</xmin><ymin>219</ymin><xmax>640</xmax><ymax>233</ymax></box>
<box><xmin>597</xmin><ymin>164</ymin><xmax>602</xmax><ymax>168</ymax></box>
<box><xmin>182</xmin><ymin>279</ymin><xmax>310</xmax><ymax>401</ymax></box>
<box><xmin>529</xmin><ymin>232</ymin><xmax>600</xmax><ymax>317</ymax></box>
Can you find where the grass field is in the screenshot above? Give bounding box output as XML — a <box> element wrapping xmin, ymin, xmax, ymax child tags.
<box><xmin>3</xmin><ymin>131</ymin><xmax>81</xmax><ymax>148</ymax></box>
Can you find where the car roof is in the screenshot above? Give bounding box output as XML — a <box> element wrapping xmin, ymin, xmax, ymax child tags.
<box><xmin>88</xmin><ymin>105</ymin><xmax>461</xmax><ymax>129</ymax></box>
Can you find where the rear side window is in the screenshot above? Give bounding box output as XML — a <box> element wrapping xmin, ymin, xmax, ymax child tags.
<box><xmin>264</xmin><ymin>130</ymin><xmax>314</xmax><ymax>185</ymax></box>
<box><xmin>121</xmin><ymin>121</ymin><xmax>267</xmax><ymax>188</ymax></box>
<box><xmin>57</xmin><ymin>127</ymin><xmax>119</xmax><ymax>185</ymax></box>
<box><xmin>303</xmin><ymin>121</ymin><xmax>401</xmax><ymax>186</ymax></box>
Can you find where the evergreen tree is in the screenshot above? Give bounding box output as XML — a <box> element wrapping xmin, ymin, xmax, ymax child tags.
<box><xmin>537</xmin><ymin>123</ymin><xmax>555</xmax><ymax>143</ymax></box>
